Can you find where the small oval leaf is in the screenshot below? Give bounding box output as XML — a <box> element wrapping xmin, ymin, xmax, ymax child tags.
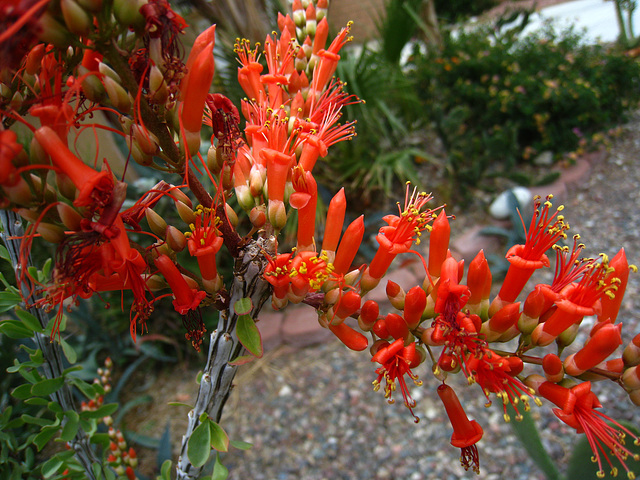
<box><xmin>188</xmin><ymin>420</ymin><xmax>212</xmax><ymax>468</ymax></box>
<box><xmin>209</xmin><ymin>421</ymin><xmax>229</xmax><ymax>452</ymax></box>
<box><xmin>236</xmin><ymin>314</ymin><xmax>262</xmax><ymax>358</ymax></box>
<box><xmin>233</xmin><ymin>298</ymin><xmax>253</xmax><ymax>316</ymax></box>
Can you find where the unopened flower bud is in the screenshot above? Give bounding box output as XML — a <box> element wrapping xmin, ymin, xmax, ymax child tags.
<box><xmin>103</xmin><ymin>76</ymin><xmax>131</xmax><ymax>113</ymax></box>
<box><xmin>145</xmin><ymin>208</ymin><xmax>167</xmax><ymax>237</ymax></box>
<box><xmin>171</xmin><ymin>188</ymin><xmax>192</xmax><ymax>208</ymax></box>
<box><xmin>10</xmin><ymin>91</ymin><xmax>23</xmax><ymax>110</ymax></box>
<box><xmin>623</xmin><ymin>333</ymin><xmax>640</xmax><ymax>366</ymax></box>
<box><xmin>113</xmin><ymin>0</ymin><xmax>145</xmax><ymax>28</ymax></box>
<box><xmin>176</xmin><ymin>200</ymin><xmax>196</xmax><ymax>224</ymax></box>
<box><xmin>61</xmin><ymin>0</ymin><xmax>93</xmax><ymax>36</ymax></box>
<box><xmin>165</xmin><ymin>225</ymin><xmax>187</xmax><ymax>252</ymax></box>
<box><xmin>268</xmin><ymin>200</ymin><xmax>287</xmax><ymax>230</ymax></box>
<box><xmin>78</xmin><ymin>65</ymin><xmax>105</xmax><ymax>103</ymax></box>
<box><xmin>37</xmin><ymin>13</ymin><xmax>72</xmax><ymax>48</ymax></box>
<box><xmin>77</xmin><ymin>0</ymin><xmax>103</xmax><ymax>12</ymax></box>
<box><xmin>132</xmin><ymin>124</ymin><xmax>159</xmax><ymax>156</ymax></box>
<box><xmin>128</xmin><ymin>138</ymin><xmax>152</xmax><ymax>166</ymax></box>
<box><xmin>623</xmin><ymin>366</ymin><xmax>640</xmax><ymax>390</ymax></box>
<box><xmin>57</xmin><ymin>203</ymin><xmax>82</xmax><ymax>230</ymax></box>
<box><xmin>144</xmin><ymin>274</ymin><xmax>167</xmax><ymax>291</ymax></box>
<box><xmin>98</xmin><ymin>62</ymin><xmax>122</xmax><ymax>83</ymax></box>
<box><xmin>206</xmin><ymin>144</ymin><xmax>222</xmax><ymax>174</ymax></box>
<box><xmin>224</xmin><ymin>203</ymin><xmax>238</xmax><ymax>227</ymax></box>
<box><xmin>249</xmin><ymin>205</ymin><xmax>266</xmax><ymax>228</ymax></box>
<box><xmin>148</xmin><ymin>64</ymin><xmax>169</xmax><ymax>104</ymax></box>
<box><xmin>3</xmin><ymin>176</ymin><xmax>33</xmax><ymax>206</ymax></box>
<box><xmin>386</xmin><ymin>280</ymin><xmax>405</xmax><ymax>310</ymax></box>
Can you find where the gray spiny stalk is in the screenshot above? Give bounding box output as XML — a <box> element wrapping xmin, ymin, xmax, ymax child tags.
<box><xmin>0</xmin><ymin>210</ymin><xmax>104</xmax><ymax>480</ymax></box>
<box><xmin>176</xmin><ymin>235</ymin><xmax>274</xmax><ymax>479</ymax></box>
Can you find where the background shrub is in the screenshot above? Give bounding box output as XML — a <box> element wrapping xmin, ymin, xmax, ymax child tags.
<box><xmin>412</xmin><ymin>22</ymin><xmax>640</xmax><ymax>189</ymax></box>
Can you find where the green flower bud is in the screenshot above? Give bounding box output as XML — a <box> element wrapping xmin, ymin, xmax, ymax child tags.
<box><xmin>61</xmin><ymin>0</ymin><xmax>92</xmax><ymax>36</ymax></box>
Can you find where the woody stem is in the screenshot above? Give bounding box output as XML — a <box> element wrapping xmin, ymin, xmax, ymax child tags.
<box><xmin>176</xmin><ymin>236</ymin><xmax>275</xmax><ymax>480</ymax></box>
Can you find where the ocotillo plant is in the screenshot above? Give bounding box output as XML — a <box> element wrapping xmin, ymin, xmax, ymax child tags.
<box><xmin>1</xmin><ymin>1</ymin><xmax>640</xmax><ymax>479</ymax></box>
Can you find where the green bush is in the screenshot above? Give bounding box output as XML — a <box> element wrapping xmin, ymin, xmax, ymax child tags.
<box><xmin>413</xmin><ymin>23</ymin><xmax>640</xmax><ymax>189</ymax></box>
<box><xmin>434</xmin><ymin>0</ymin><xmax>499</xmax><ymax>24</ymax></box>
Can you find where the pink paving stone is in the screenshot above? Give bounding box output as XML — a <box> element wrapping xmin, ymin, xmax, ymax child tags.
<box><xmin>554</xmin><ymin>157</ymin><xmax>592</xmax><ymax>190</ymax></box>
<box><xmin>255</xmin><ymin>308</ymin><xmax>284</xmax><ymax>351</ymax></box>
<box><xmin>531</xmin><ymin>178</ymin><xmax>568</xmax><ymax>206</ymax></box>
<box><xmin>450</xmin><ymin>224</ymin><xmax>504</xmax><ymax>263</ymax></box>
<box><xmin>281</xmin><ymin>304</ymin><xmax>333</xmax><ymax>347</ymax></box>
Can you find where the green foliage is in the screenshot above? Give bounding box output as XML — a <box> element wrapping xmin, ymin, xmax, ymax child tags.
<box><xmin>412</xmin><ymin>22</ymin><xmax>640</xmax><ymax>189</ymax></box>
<box><xmin>324</xmin><ymin>44</ymin><xmax>428</xmax><ymax>202</ymax></box>
<box><xmin>376</xmin><ymin>0</ymin><xmax>425</xmax><ymax>64</ymax></box>
<box><xmin>434</xmin><ymin>0</ymin><xmax>499</xmax><ymax>24</ymax></box>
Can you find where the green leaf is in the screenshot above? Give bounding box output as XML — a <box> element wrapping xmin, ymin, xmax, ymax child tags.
<box><xmin>0</xmin><ymin>319</ymin><xmax>35</xmax><ymax>338</ymax></box>
<box><xmin>507</xmin><ymin>403</ymin><xmax>562</xmax><ymax>480</ymax></box>
<box><xmin>236</xmin><ymin>314</ymin><xmax>262</xmax><ymax>358</ymax></box>
<box><xmin>15</xmin><ymin>309</ymin><xmax>44</xmax><ymax>333</ymax></box>
<box><xmin>230</xmin><ymin>440</ymin><xmax>252</xmax><ymax>451</ymax></box>
<box><xmin>33</xmin><ymin>426</ymin><xmax>60</xmax><ymax>451</ymax></box>
<box><xmin>233</xmin><ymin>298</ymin><xmax>252</xmax><ymax>316</ymax></box>
<box><xmin>31</xmin><ymin>377</ymin><xmax>64</xmax><ymax>397</ymax></box>
<box><xmin>228</xmin><ymin>354</ymin><xmax>256</xmax><ymax>366</ymax></box>
<box><xmin>21</xmin><ymin>414</ymin><xmax>55</xmax><ymax>427</ymax></box>
<box><xmin>0</xmin><ymin>244</ymin><xmax>10</xmax><ymax>262</ymax></box>
<box><xmin>168</xmin><ymin>402</ymin><xmax>193</xmax><ymax>409</ymax></box>
<box><xmin>11</xmin><ymin>383</ymin><xmax>34</xmax><ymax>400</ymax></box>
<box><xmin>0</xmin><ymin>290</ymin><xmax>22</xmax><ymax>313</ymax></box>
<box><xmin>41</xmin><ymin>456</ymin><xmax>63</xmax><ymax>478</ymax></box>
<box><xmin>188</xmin><ymin>420</ymin><xmax>212</xmax><ymax>468</ymax></box>
<box><xmin>67</xmin><ymin>377</ymin><xmax>97</xmax><ymax>399</ymax></box>
<box><xmin>25</xmin><ymin>397</ymin><xmax>49</xmax><ymax>406</ymax></box>
<box><xmin>212</xmin><ymin>454</ymin><xmax>229</xmax><ymax>480</ymax></box>
<box><xmin>209</xmin><ymin>421</ymin><xmax>229</xmax><ymax>452</ymax></box>
<box><xmin>159</xmin><ymin>459</ymin><xmax>173</xmax><ymax>480</ymax></box>
<box><xmin>566</xmin><ymin>421</ymin><xmax>640</xmax><ymax>480</ymax></box>
<box><xmin>79</xmin><ymin>403</ymin><xmax>118</xmax><ymax>419</ymax></box>
<box><xmin>60</xmin><ymin>411</ymin><xmax>80</xmax><ymax>442</ymax></box>
<box><xmin>60</xmin><ymin>339</ymin><xmax>77</xmax><ymax>364</ymax></box>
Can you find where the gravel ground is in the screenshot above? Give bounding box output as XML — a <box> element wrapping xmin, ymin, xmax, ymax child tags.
<box><xmin>208</xmin><ymin>117</ymin><xmax>640</xmax><ymax>479</ymax></box>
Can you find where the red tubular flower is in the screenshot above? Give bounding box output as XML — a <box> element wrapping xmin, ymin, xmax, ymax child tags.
<box><xmin>491</xmin><ymin>196</ymin><xmax>568</xmax><ymax>312</ymax></box>
<box><xmin>428</xmin><ymin>209</ymin><xmax>450</xmax><ymax>278</ymax></box>
<box><xmin>543</xmin><ymin>353</ymin><xmax>564</xmax><ymax>383</ymax></box>
<box><xmin>437</xmin><ymin>383</ymin><xmax>484</xmax><ymax>474</ymax></box>
<box><xmin>321</xmin><ymin>188</ymin><xmax>346</xmax><ymax>257</ymax></box>
<box><xmin>538</xmin><ymin>381</ymin><xmax>640</xmax><ymax>478</ymax></box>
<box><xmin>288</xmin><ymin>251</ymin><xmax>331</xmax><ymax>297</ymax></box>
<box><xmin>532</xmin><ymin>256</ymin><xmax>616</xmax><ymax>347</ymax></box>
<box><xmin>463</xmin><ymin>350</ymin><xmax>537</xmax><ymax>422</ymax></box>
<box><xmin>94</xmin><ymin>216</ymin><xmax>154</xmax><ymax>340</ymax></box>
<box><xmin>262</xmin><ymin>148</ymin><xmax>295</xmax><ymax>230</ymax></box>
<box><xmin>264</xmin><ymin>253</ymin><xmax>293</xmax><ymax>302</ymax></box>
<box><xmin>481</xmin><ymin>302</ymin><xmax>521</xmax><ymax>342</ymax></box>
<box><xmin>332</xmin><ymin>215</ymin><xmax>364</xmax><ymax>275</ymax></box>
<box><xmin>404</xmin><ymin>285</ymin><xmax>427</xmax><ymax>329</ymax></box>
<box><xmin>154</xmin><ymin>254</ymin><xmax>207</xmax><ymax>350</ymax></box>
<box><xmin>367</xmin><ymin>186</ymin><xmax>437</xmax><ymax>281</ymax></box>
<box><xmin>564</xmin><ymin>322</ymin><xmax>622</xmax><ymax>376</ymax></box>
<box><xmin>180</xmin><ymin>41</ymin><xmax>214</xmax><ymax>143</ymax></box>
<box><xmin>329</xmin><ymin>322</ymin><xmax>368</xmax><ymax>351</ymax></box>
<box><xmin>372</xmin><ymin>338</ymin><xmax>423</xmax><ymax>421</ymax></box>
<box><xmin>186</xmin><ymin>206</ymin><xmax>224</xmax><ymax>292</ymax></box>
<box><xmin>310</xmin><ymin>22</ymin><xmax>352</xmax><ymax>94</ymax></box>
<box><xmin>34</xmin><ymin>126</ymin><xmax>114</xmax><ymax>210</ymax></box>
<box><xmin>181</xmin><ymin>24</ymin><xmax>216</xmax><ymax>97</ymax></box>
<box><xmin>235</xmin><ymin>38</ymin><xmax>265</xmax><ymax>100</ymax></box>
<box><xmin>290</xmin><ymin>166</ymin><xmax>318</xmax><ymax>251</ymax></box>
<box><xmin>600</xmin><ymin>248</ymin><xmax>635</xmax><ymax>323</ymax></box>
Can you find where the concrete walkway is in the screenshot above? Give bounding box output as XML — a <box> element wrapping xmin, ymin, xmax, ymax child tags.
<box><xmin>525</xmin><ymin>0</ymin><xmax>640</xmax><ymax>43</ymax></box>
